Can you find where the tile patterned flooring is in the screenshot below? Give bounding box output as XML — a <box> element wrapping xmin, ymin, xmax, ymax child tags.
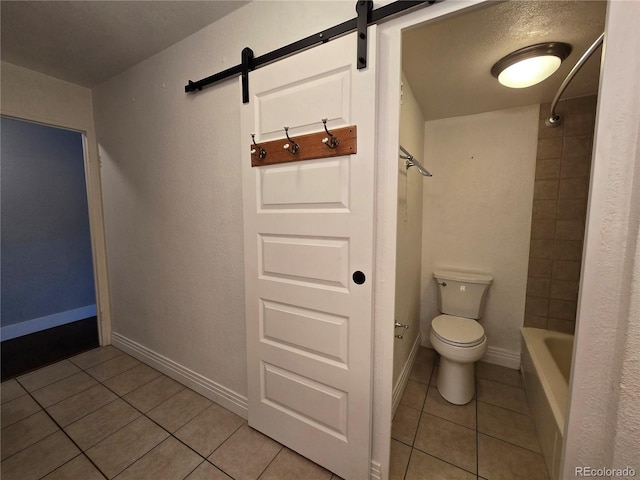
<box><xmin>391</xmin><ymin>347</ymin><xmax>549</xmax><ymax>480</ymax></box>
<box><xmin>1</xmin><ymin>346</ymin><xmax>343</xmax><ymax>480</ymax></box>
<box><xmin>1</xmin><ymin>345</ymin><xmax>549</xmax><ymax>480</ymax></box>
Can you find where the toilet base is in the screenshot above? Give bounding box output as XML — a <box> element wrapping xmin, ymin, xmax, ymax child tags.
<box><xmin>437</xmin><ymin>357</ymin><xmax>475</xmax><ymax>405</ymax></box>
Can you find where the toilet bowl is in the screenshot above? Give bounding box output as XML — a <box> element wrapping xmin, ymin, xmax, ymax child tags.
<box><xmin>430</xmin><ymin>314</ymin><xmax>487</xmax><ymax>404</ymax></box>
<box><xmin>430</xmin><ymin>270</ymin><xmax>493</xmax><ymax>405</ymax></box>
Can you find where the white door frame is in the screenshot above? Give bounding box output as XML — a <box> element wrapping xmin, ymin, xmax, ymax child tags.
<box><xmin>0</xmin><ymin>113</ymin><xmax>112</xmax><ymax>346</ymax></box>
<box><xmin>0</xmin><ymin>64</ymin><xmax>111</xmax><ymax>346</ymax></box>
<box><xmin>79</xmin><ymin>130</ymin><xmax>112</xmax><ymax>346</ymax></box>
<box><xmin>373</xmin><ymin>2</ymin><xmax>485</xmax><ymax>478</ymax></box>
<box><xmin>374</xmin><ymin>1</ymin><xmax>639</xmax><ymax>478</ymax></box>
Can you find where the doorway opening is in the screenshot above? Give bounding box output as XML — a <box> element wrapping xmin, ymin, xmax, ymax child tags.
<box><xmin>388</xmin><ymin>1</ymin><xmax>605</xmax><ymax>478</ymax></box>
<box><xmin>1</xmin><ymin>116</ymin><xmax>100</xmax><ymax>379</ymax></box>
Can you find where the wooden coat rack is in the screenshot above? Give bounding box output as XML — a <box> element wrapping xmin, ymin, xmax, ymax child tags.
<box><xmin>250</xmin><ymin>122</ymin><xmax>357</xmax><ymax>167</ymax></box>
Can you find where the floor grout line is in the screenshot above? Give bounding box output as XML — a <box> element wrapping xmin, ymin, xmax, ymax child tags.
<box><xmin>80</xmin><ymin>360</ymin><xmax>211</xmax><ymax>474</ymax></box>
<box><xmin>475</xmin><ymin>364</ymin><xmax>480</xmax><ymax>480</ymax></box>
<box><xmin>3</xmin><ymin>346</ymin><xmax>291</xmax><ymax>480</ymax></box>
<box><xmin>255</xmin><ymin>445</ymin><xmax>285</xmax><ymax>480</ymax></box>
<box><xmin>391</xmin><ymin>353</ymin><xmax>549</xmax><ymax>480</ymax></box>
<box><xmin>6</xmin><ymin>350</ymin><xmax>201</xmax><ymax>479</ymax></box>
<box><xmin>66</xmin><ymin>347</ymin><xmax>258</xmax><ymax>479</ymax></box>
<box><xmin>89</xmin><ymin>351</ymin><xmax>257</xmax><ymax>480</ymax></box>
<box><xmin>12</xmin><ymin>378</ymin><xmax>110</xmax><ymax>479</ymax></box>
<box><xmin>7</xmin><ymin>345</ymin><xmax>545</xmax><ymax>480</ymax></box>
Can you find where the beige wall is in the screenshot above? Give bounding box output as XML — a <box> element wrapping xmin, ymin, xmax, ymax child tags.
<box><xmin>1</xmin><ymin>62</ymin><xmax>94</xmax><ymax>128</ymax></box>
<box><xmin>421</xmin><ymin>105</ymin><xmax>539</xmax><ymax>366</ymax></box>
<box><xmin>524</xmin><ymin>95</ymin><xmax>597</xmax><ymax>334</ymax></box>
<box><xmin>393</xmin><ymin>74</ymin><xmax>425</xmax><ymax>388</ymax></box>
<box><xmin>92</xmin><ymin>3</ymin><xmax>403</xmax><ymax>470</ymax></box>
<box><xmin>0</xmin><ymin>61</ymin><xmax>111</xmax><ymax>344</ymax></box>
<box><xmin>93</xmin><ymin>0</ymin><xmax>360</xmax><ymax>410</ymax></box>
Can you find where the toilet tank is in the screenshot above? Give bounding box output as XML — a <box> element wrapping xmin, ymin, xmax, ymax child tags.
<box><xmin>434</xmin><ymin>270</ymin><xmax>493</xmax><ymax>319</ymax></box>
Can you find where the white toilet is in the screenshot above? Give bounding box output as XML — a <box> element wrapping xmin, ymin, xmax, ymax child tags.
<box><xmin>429</xmin><ymin>269</ymin><xmax>493</xmax><ymax>405</ymax></box>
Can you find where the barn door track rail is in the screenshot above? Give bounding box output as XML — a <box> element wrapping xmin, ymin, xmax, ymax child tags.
<box><xmin>184</xmin><ymin>0</ymin><xmax>435</xmax><ymax>103</ymax></box>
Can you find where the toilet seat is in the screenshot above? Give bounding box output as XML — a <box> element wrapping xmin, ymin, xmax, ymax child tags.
<box><xmin>431</xmin><ymin>314</ymin><xmax>485</xmax><ymax>347</ymax></box>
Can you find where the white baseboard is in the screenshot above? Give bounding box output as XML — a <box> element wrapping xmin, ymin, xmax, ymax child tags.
<box><xmin>391</xmin><ymin>332</ymin><xmax>421</xmax><ymax>416</ymax></box>
<box><xmin>370</xmin><ymin>460</ymin><xmax>382</xmax><ymax>480</ymax></box>
<box><xmin>421</xmin><ymin>331</ymin><xmax>432</xmax><ymax>349</ymax></box>
<box><xmin>483</xmin><ymin>345</ymin><xmax>521</xmax><ymax>370</ymax></box>
<box><xmin>111</xmin><ymin>332</ymin><xmax>248</xmax><ymax>419</ymax></box>
<box><xmin>1</xmin><ymin>305</ymin><xmax>97</xmax><ymax>341</ymax></box>
<box><xmin>111</xmin><ymin>333</ymin><xmax>398</xmax><ymax>480</ymax></box>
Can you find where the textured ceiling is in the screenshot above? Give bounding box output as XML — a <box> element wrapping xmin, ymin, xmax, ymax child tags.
<box><xmin>402</xmin><ymin>1</ymin><xmax>607</xmax><ymax>121</ymax></box>
<box><xmin>0</xmin><ymin>1</ymin><xmax>248</xmax><ymax>88</ymax></box>
<box><xmin>1</xmin><ymin>0</ymin><xmax>607</xmax><ymax>112</ymax></box>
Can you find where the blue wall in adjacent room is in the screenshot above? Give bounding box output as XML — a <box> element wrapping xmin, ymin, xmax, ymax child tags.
<box><xmin>1</xmin><ymin>116</ymin><xmax>95</xmax><ymax>340</ymax></box>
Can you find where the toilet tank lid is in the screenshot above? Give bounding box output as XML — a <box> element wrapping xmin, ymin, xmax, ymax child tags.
<box><xmin>433</xmin><ymin>270</ymin><xmax>493</xmax><ymax>284</ymax></box>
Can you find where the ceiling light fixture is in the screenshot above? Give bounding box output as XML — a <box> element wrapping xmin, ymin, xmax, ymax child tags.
<box><xmin>491</xmin><ymin>42</ymin><xmax>572</xmax><ymax>88</ymax></box>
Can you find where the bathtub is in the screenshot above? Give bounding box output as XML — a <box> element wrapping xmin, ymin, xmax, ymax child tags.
<box><xmin>520</xmin><ymin>327</ymin><xmax>574</xmax><ymax>480</ymax></box>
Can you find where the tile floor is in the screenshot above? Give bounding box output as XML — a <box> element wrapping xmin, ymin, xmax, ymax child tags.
<box><xmin>390</xmin><ymin>347</ymin><xmax>549</xmax><ymax>480</ymax></box>
<box><xmin>1</xmin><ymin>346</ymin><xmax>343</xmax><ymax>480</ymax></box>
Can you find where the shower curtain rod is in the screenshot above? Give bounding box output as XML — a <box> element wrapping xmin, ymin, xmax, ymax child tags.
<box><xmin>399</xmin><ymin>145</ymin><xmax>432</xmax><ymax>177</ymax></box>
<box><xmin>399</xmin><ymin>145</ymin><xmax>415</xmax><ymax>160</ymax></box>
<box><xmin>545</xmin><ymin>32</ymin><xmax>604</xmax><ymax>128</ymax></box>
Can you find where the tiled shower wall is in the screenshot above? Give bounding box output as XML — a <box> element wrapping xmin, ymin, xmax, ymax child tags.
<box><xmin>524</xmin><ymin>95</ymin><xmax>597</xmax><ymax>333</ymax></box>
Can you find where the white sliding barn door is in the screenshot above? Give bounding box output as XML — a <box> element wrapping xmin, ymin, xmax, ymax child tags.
<box><xmin>241</xmin><ymin>29</ymin><xmax>377</xmax><ymax>480</ymax></box>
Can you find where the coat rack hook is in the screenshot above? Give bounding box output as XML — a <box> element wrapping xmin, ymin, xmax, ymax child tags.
<box><xmin>283</xmin><ymin>126</ymin><xmax>300</xmax><ymax>154</ymax></box>
<box><xmin>251</xmin><ymin>133</ymin><xmax>267</xmax><ymax>160</ymax></box>
<box><xmin>321</xmin><ymin>118</ymin><xmax>339</xmax><ymax>149</ymax></box>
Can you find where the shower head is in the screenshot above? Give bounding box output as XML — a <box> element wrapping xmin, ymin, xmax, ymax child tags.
<box><xmin>405</xmin><ymin>158</ymin><xmax>433</xmax><ymax>177</ymax></box>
